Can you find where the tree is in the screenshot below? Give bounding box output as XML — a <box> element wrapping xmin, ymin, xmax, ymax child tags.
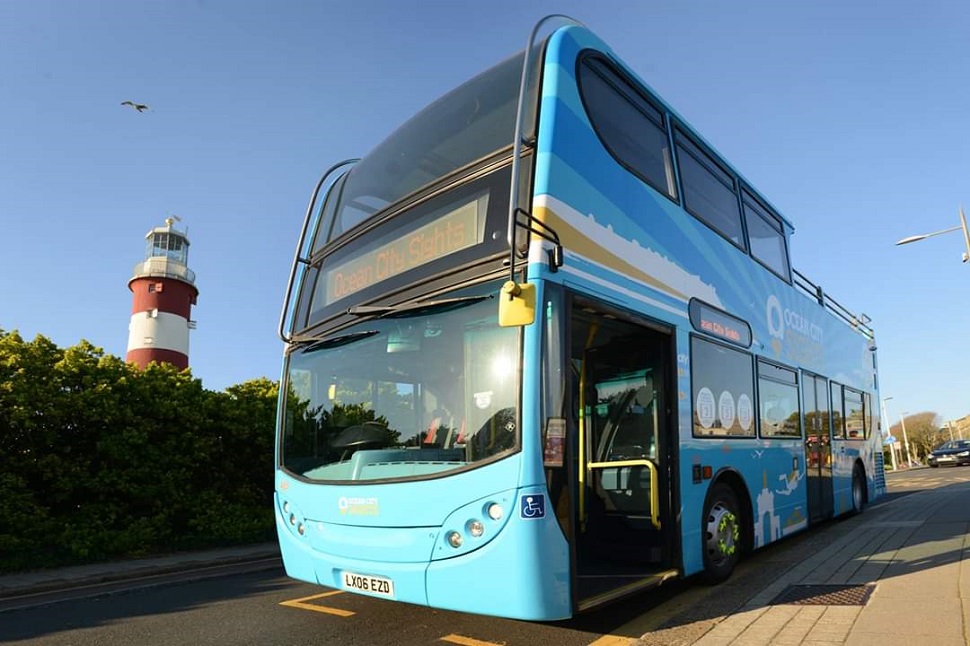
<box><xmin>889</xmin><ymin>411</ymin><xmax>941</xmax><ymax>463</ymax></box>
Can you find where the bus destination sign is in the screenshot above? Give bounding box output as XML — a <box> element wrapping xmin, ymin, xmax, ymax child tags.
<box><xmin>688</xmin><ymin>299</ymin><xmax>751</xmax><ymax>348</ymax></box>
<box><xmin>321</xmin><ymin>196</ymin><xmax>485</xmax><ymax>305</ymax></box>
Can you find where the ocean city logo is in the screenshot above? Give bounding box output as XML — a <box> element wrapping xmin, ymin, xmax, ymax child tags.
<box><xmin>338</xmin><ymin>496</ymin><xmax>380</xmax><ymax>516</ymax></box>
<box><xmin>766</xmin><ymin>295</ymin><xmax>823</xmax><ymax>359</ymax></box>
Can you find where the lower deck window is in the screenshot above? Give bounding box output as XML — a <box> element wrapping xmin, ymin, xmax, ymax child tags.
<box><xmin>691</xmin><ymin>337</ymin><xmax>755</xmax><ymax>437</ymax></box>
<box><xmin>757</xmin><ymin>361</ymin><xmax>801</xmax><ymax>438</ymax></box>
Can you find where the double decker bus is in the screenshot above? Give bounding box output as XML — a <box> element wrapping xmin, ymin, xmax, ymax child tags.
<box><xmin>275</xmin><ymin>16</ymin><xmax>884</xmax><ymax>621</ymax></box>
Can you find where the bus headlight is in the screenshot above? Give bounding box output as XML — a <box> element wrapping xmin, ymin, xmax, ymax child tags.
<box><xmin>432</xmin><ymin>492</ymin><xmax>513</xmax><ymax>561</ymax></box>
<box><xmin>467</xmin><ymin>520</ymin><xmax>485</xmax><ymax>538</ymax></box>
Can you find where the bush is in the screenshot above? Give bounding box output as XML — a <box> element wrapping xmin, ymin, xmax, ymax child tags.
<box><xmin>0</xmin><ymin>330</ymin><xmax>276</xmax><ymax>573</ymax></box>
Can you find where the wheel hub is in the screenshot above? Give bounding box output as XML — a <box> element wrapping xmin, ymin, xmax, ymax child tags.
<box><xmin>705</xmin><ymin>502</ymin><xmax>739</xmax><ymax>563</ymax></box>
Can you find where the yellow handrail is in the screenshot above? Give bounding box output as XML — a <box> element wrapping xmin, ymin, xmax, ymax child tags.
<box><xmin>587</xmin><ymin>459</ymin><xmax>661</xmax><ymax>529</ymax></box>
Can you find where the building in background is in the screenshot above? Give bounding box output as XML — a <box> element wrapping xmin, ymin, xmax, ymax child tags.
<box><xmin>126</xmin><ymin>217</ymin><xmax>198</xmax><ymax>369</ymax></box>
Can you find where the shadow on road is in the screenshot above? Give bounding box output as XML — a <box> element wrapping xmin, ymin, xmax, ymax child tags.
<box><xmin>0</xmin><ymin>566</ymin><xmax>292</xmax><ymax>642</ymax></box>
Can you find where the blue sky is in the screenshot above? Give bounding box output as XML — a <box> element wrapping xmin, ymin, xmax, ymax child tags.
<box><xmin>2</xmin><ymin>0</ymin><xmax>967</xmax><ymax>426</ymax></box>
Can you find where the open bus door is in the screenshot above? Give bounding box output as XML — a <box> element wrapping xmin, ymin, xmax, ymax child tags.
<box><xmin>567</xmin><ymin>299</ymin><xmax>680</xmax><ymax>611</ymax></box>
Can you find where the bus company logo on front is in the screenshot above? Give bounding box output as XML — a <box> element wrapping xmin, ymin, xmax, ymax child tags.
<box><xmin>338</xmin><ymin>496</ymin><xmax>380</xmax><ymax>516</ymax></box>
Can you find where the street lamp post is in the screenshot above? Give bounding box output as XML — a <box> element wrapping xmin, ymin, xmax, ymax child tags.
<box><xmin>899</xmin><ymin>412</ymin><xmax>915</xmax><ymax>467</ymax></box>
<box><xmin>895</xmin><ymin>205</ymin><xmax>970</xmax><ymax>263</ymax></box>
<box><xmin>880</xmin><ymin>396</ymin><xmax>899</xmax><ymax>470</ymax></box>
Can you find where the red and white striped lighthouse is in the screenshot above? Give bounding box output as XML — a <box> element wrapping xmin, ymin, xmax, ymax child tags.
<box><xmin>126</xmin><ymin>217</ymin><xmax>198</xmax><ymax>370</ymax></box>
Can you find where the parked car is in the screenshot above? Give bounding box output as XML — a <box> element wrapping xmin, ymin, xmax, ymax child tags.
<box><xmin>928</xmin><ymin>439</ymin><xmax>970</xmax><ymax>467</ymax></box>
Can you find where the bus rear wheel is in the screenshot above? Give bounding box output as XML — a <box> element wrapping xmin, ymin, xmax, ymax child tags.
<box><xmin>702</xmin><ymin>483</ymin><xmax>742</xmax><ymax>584</ymax></box>
<box><xmin>851</xmin><ymin>465</ymin><xmax>866</xmax><ymax>514</ymax></box>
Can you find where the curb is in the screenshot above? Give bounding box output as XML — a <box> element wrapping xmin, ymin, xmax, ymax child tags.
<box><xmin>0</xmin><ymin>544</ymin><xmax>281</xmax><ymax>601</ymax></box>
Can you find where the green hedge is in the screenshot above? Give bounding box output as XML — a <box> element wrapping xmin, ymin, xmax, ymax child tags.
<box><xmin>0</xmin><ymin>330</ymin><xmax>277</xmax><ymax>572</ymax></box>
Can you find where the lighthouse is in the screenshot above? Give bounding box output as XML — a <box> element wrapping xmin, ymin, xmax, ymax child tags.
<box><xmin>126</xmin><ymin>217</ymin><xmax>198</xmax><ymax>370</ymax></box>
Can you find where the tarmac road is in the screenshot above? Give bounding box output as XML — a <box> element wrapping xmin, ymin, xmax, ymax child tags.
<box><xmin>0</xmin><ymin>466</ymin><xmax>958</xmax><ymax>646</ymax></box>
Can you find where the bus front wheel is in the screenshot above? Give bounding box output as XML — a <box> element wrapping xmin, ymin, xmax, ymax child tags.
<box><xmin>702</xmin><ymin>483</ymin><xmax>742</xmax><ymax>584</ymax></box>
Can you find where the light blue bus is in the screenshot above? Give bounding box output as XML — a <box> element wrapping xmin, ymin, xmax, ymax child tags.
<box><xmin>275</xmin><ymin>16</ymin><xmax>884</xmax><ymax>621</ymax></box>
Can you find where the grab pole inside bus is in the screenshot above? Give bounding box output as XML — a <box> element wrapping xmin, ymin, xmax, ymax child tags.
<box><xmin>578</xmin><ymin>322</ymin><xmax>598</xmax><ymax>533</ymax></box>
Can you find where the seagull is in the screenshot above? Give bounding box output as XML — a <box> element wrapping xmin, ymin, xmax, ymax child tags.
<box><xmin>121</xmin><ymin>101</ymin><xmax>150</xmax><ymax>113</ymax></box>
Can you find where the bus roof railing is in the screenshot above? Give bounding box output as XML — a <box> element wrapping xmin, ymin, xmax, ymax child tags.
<box><xmin>793</xmin><ymin>267</ymin><xmax>874</xmax><ymax>340</ymax></box>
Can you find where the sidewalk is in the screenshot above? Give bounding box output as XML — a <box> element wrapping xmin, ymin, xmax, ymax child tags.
<box><xmin>0</xmin><ymin>542</ymin><xmax>280</xmax><ymax>601</ymax></box>
<box><xmin>638</xmin><ymin>472</ymin><xmax>970</xmax><ymax>646</ymax></box>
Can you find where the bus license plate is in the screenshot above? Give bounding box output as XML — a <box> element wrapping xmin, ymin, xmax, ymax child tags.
<box><xmin>341</xmin><ymin>571</ymin><xmax>395</xmax><ymax>598</ymax></box>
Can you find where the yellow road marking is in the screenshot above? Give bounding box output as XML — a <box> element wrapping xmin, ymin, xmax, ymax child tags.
<box><xmin>587</xmin><ymin>637</ymin><xmax>635</xmax><ymax>646</ymax></box>
<box><xmin>279</xmin><ymin>590</ymin><xmax>355</xmax><ymax>617</ymax></box>
<box><xmin>439</xmin><ymin>634</ymin><xmax>505</xmax><ymax>646</ymax></box>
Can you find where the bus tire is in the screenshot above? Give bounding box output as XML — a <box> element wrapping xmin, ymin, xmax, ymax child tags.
<box><xmin>851</xmin><ymin>464</ymin><xmax>866</xmax><ymax>514</ymax></box>
<box><xmin>701</xmin><ymin>482</ymin><xmax>742</xmax><ymax>584</ymax></box>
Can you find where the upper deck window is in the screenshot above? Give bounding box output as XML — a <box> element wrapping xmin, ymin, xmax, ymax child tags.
<box><xmin>322</xmin><ymin>52</ymin><xmax>526</xmax><ymax>245</ymax></box>
<box><xmin>578</xmin><ymin>56</ymin><xmax>677</xmax><ymax>201</ymax></box>
<box><xmin>675</xmin><ymin>131</ymin><xmax>745</xmax><ymax>250</ymax></box>
<box><xmin>743</xmin><ymin>191</ymin><xmax>791</xmax><ymax>281</ymax></box>
<box><xmin>301</xmin><ymin>166</ymin><xmax>510</xmax><ymax>329</ymax></box>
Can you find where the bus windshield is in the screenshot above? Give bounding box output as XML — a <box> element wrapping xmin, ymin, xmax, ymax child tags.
<box><xmin>321</xmin><ymin>52</ymin><xmax>525</xmax><ymax>244</ymax></box>
<box><xmin>280</xmin><ymin>283</ymin><xmax>519</xmax><ymax>482</ymax></box>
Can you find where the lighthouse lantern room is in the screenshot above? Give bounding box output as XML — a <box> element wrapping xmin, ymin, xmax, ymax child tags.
<box><xmin>126</xmin><ymin>217</ymin><xmax>198</xmax><ymax>369</ymax></box>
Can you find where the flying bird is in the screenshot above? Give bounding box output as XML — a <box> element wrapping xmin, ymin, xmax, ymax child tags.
<box><xmin>121</xmin><ymin>101</ymin><xmax>150</xmax><ymax>112</ymax></box>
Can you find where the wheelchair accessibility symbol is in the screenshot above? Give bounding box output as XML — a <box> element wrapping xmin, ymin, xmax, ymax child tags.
<box><xmin>520</xmin><ymin>494</ymin><xmax>545</xmax><ymax>519</ymax></box>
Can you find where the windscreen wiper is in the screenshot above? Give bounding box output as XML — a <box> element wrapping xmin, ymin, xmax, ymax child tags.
<box><xmin>346</xmin><ymin>295</ymin><xmax>491</xmax><ymax>318</ymax></box>
<box><xmin>293</xmin><ymin>329</ymin><xmax>380</xmax><ymax>353</ymax></box>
